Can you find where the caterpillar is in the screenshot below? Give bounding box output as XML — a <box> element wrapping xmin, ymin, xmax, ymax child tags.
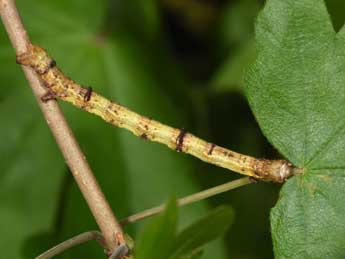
<box><xmin>16</xmin><ymin>44</ymin><xmax>295</xmax><ymax>183</ymax></box>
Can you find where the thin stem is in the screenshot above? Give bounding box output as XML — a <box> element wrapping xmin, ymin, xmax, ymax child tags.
<box><xmin>121</xmin><ymin>177</ymin><xmax>251</xmax><ymax>225</ymax></box>
<box><xmin>35</xmin><ymin>231</ymin><xmax>104</xmax><ymax>259</ymax></box>
<box><xmin>0</xmin><ymin>0</ymin><xmax>124</xmax><ymax>251</ymax></box>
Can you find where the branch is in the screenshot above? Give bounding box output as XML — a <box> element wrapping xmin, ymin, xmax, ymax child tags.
<box><xmin>0</xmin><ymin>0</ymin><xmax>124</xmax><ymax>252</ymax></box>
<box><xmin>35</xmin><ymin>231</ymin><xmax>105</xmax><ymax>259</ymax></box>
<box><xmin>121</xmin><ymin>177</ymin><xmax>251</xmax><ymax>225</ymax></box>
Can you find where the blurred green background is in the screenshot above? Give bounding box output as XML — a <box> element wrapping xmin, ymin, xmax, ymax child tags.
<box><xmin>0</xmin><ymin>0</ymin><xmax>344</xmax><ymax>258</ymax></box>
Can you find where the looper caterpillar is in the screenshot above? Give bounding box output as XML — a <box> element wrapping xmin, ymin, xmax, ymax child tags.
<box><xmin>16</xmin><ymin>44</ymin><xmax>298</xmax><ymax>183</ymax></box>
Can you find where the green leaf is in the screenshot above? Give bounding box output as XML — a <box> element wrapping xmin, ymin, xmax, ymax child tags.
<box><xmin>135</xmin><ymin>198</ymin><xmax>178</xmax><ymax>259</ymax></box>
<box><xmin>170</xmin><ymin>206</ymin><xmax>234</xmax><ymax>259</ymax></box>
<box><xmin>245</xmin><ymin>0</ymin><xmax>345</xmax><ymax>258</ymax></box>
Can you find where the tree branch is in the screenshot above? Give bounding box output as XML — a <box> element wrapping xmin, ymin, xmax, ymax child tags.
<box><xmin>0</xmin><ymin>0</ymin><xmax>124</xmax><ymax>252</ymax></box>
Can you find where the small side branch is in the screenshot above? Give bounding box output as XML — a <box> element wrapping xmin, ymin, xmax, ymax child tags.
<box><xmin>35</xmin><ymin>231</ymin><xmax>105</xmax><ymax>259</ymax></box>
<box><xmin>121</xmin><ymin>177</ymin><xmax>251</xmax><ymax>225</ymax></box>
<box><xmin>0</xmin><ymin>0</ymin><xmax>124</xmax><ymax>252</ymax></box>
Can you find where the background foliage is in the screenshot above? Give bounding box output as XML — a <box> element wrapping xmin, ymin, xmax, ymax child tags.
<box><xmin>0</xmin><ymin>0</ymin><xmax>344</xmax><ymax>258</ymax></box>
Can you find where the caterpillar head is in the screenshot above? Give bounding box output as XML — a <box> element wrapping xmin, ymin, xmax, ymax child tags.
<box><xmin>16</xmin><ymin>44</ymin><xmax>55</xmax><ymax>74</ymax></box>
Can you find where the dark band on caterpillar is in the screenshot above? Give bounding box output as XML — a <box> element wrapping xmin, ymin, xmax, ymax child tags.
<box><xmin>15</xmin><ymin>56</ymin><xmax>21</xmax><ymax>65</ymax></box>
<box><xmin>49</xmin><ymin>59</ymin><xmax>56</xmax><ymax>68</ymax></box>
<box><xmin>208</xmin><ymin>144</ymin><xmax>216</xmax><ymax>155</ymax></box>
<box><xmin>84</xmin><ymin>86</ymin><xmax>93</xmax><ymax>102</ymax></box>
<box><xmin>41</xmin><ymin>90</ymin><xmax>57</xmax><ymax>103</ymax></box>
<box><xmin>41</xmin><ymin>60</ymin><xmax>56</xmax><ymax>74</ymax></box>
<box><xmin>176</xmin><ymin>128</ymin><xmax>187</xmax><ymax>152</ymax></box>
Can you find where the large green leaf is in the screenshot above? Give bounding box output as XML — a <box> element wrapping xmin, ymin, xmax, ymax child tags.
<box><xmin>245</xmin><ymin>0</ymin><xmax>345</xmax><ymax>258</ymax></box>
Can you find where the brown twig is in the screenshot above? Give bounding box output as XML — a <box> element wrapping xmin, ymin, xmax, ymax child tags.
<box><xmin>0</xmin><ymin>0</ymin><xmax>124</xmax><ymax>252</ymax></box>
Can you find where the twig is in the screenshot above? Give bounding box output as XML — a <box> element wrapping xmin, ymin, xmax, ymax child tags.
<box><xmin>0</xmin><ymin>0</ymin><xmax>124</xmax><ymax>251</ymax></box>
<box><xmin>15</xmin><ymin>44</ymin><xmax>298</xmax><ymax>183</ymax></box>
<box><xmin>35</xmin><ymin>231</ymin><xmax>104</xmax><ymax>259</ymax></box>
<box><xmin>120</xmin><ymin>177</ymin><xmax>251</xmax><ymax>225</ymax></box>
